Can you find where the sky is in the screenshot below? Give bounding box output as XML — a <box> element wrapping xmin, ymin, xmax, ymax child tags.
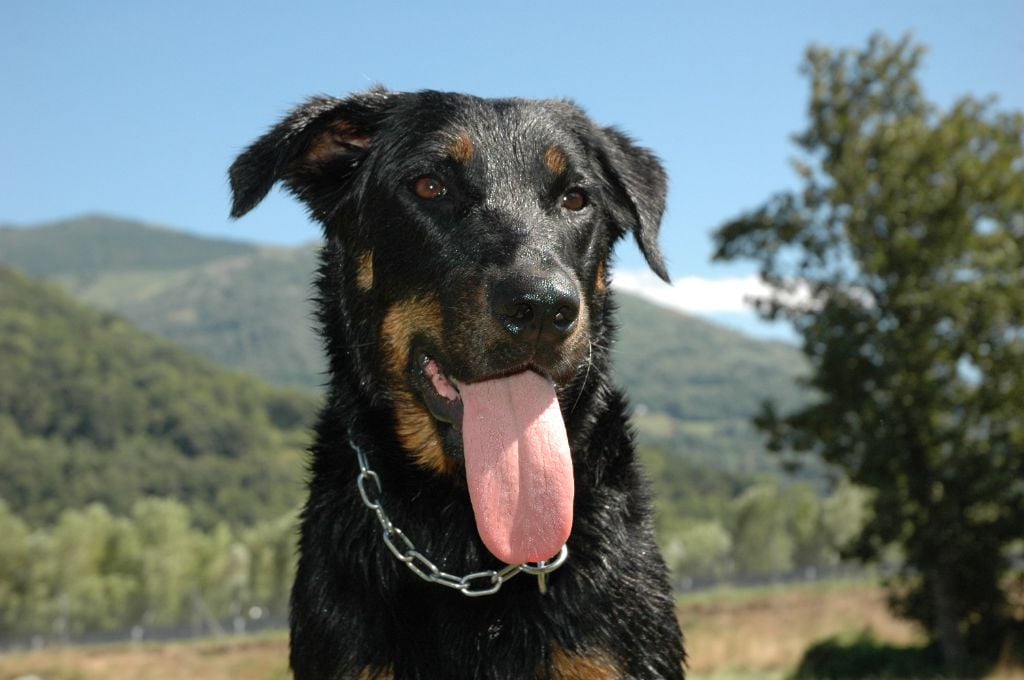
<box><xmin>2</xmin><ymin>1</ymin><xmax>1022</xmax><ymax>339</ymax></box>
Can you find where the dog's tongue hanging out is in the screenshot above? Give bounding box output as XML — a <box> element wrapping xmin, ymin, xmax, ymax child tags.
<box><xmin>458</xmin><ymin>371</ymin><xmax>574</xmax><ymax>565</ymax></box>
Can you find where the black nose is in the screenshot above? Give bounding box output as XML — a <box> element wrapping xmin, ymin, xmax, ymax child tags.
<box><xmin>491</xmin><ymin>272</ymin><xmax>580</xmax><ymax>346</ymax></box>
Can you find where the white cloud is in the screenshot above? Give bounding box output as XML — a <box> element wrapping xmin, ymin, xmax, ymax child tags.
<box><xmin>611</xmin><ymin>270</ymin><xmax>773</xmax><ymax>314</ymax></box>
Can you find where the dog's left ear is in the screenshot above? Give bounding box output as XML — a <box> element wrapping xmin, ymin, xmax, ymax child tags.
<box><xmin>597</xmin><ymin>127</ymin><xmax>670</xmax><ymax>282</ymax></box>
<box><xmin>229</xmin><ymin>90</ymin><xmax>393</xmax><ymax>219</ymax></box>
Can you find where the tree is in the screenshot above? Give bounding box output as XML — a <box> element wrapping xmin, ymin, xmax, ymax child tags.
<box><xmin>819</xmin><ymin>479</ymin><xmax>870</xmax><ymax>557</ymax></box>
<box><xmin>132</xmin><ymin>498</ymin><xmax>199</xmax><ymax>627</ymax></box>
<box><xmin>49</xmin><ymin>504</ymin><xmax>140</xmax><ymax>633</ymax></box>
<box><xmin>730</xmin><ymin>481</ymin><xmax>795</xmax><ymax>577</ymax></box>
<box><xmin>713</xmin><ymin>34</ymin><xmax>1024</xmax><ymax>671</ymax></box>
<box><xmin>243</xmin><ymin>511</ymin><xmax>298</xmax><ymax>619</ymax></box>
<box><xmin>663</xmin><ymin>519</ymin><xmax>733</xmax><ymax>583</ymax></box>
<box><xmin>0</xmin><ymin>499</ymin><xmax>30</xmax><ymax>635</ymax></box>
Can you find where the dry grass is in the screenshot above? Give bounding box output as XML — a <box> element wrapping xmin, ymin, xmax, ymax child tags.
<box><xmin>680</xmin><ymin>579</ymin><xmax>924</xmax><ymax>677</ymax></box>
<box><xmin>0</xmin><ymin>636</ymin><xmax>290</xmax><ymax>680</ymax></box>
<box><xmin>0</xmin><ymin>581</ymin><xmax>1019</xmax><ymax>680</ymax></box>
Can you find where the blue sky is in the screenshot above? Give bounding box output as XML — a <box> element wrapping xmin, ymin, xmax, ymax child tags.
<box><xmin>2</xmin><ymin>1</ymin><xmax>1022</xmax><ymax>338</ymax></box>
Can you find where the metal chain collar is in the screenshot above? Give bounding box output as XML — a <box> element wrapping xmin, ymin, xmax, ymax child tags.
<box><xmin>351</xmin><ymin>438</ymin><xmax>568</xmax><ymax>597</ymax></box>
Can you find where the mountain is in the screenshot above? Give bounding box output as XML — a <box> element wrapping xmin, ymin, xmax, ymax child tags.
<box><xmin>0</xmin><ymin>216</ymin><xmax>811</xmax><ymax>477</ymax></box>
<box><xmin>616</xmin><ymin>295</ymin><xmax>805</xmax><ymax>421</ymax></box>
<box><xmin>0</xmin><ymin>265</ymin><xmax>318</xmax><ymax>528</ymax></box>
<box><xmin>0</xmin><ymin>215</ymin><xmax>255</xmax><ymax>281</ymax></box>
<box><xmin>1</xmin><ymin>216</ymin><xmax>323</xmax><ymax>388</ymax></box>
<box><xmin>615</xmin><ymin>295</ymin><xmax>810</xmax><ymax>474</ymax></box>
<box><xmin>75</xmin><ymin>245</ymin><xmax>325</xmax><ymax>389</ymax></box>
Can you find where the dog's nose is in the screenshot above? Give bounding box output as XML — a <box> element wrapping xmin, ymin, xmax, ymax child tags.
<box><xmin>491</xmin><ymin>272</ymin><xmax>580</xmax><ymax>346</ymax></box>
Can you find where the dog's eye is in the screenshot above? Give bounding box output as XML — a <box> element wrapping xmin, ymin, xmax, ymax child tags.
<box><xmin>413</xmin><ymin>176</ymin><xmax>446</xmax><ymax>200</ymax></box>
<box><xmin>561</xmin><ymin>189</ymin><xmax>588</xmax><ymax>212</ymax></box>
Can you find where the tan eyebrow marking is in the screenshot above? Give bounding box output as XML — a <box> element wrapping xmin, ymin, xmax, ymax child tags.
<box><xmin>449</xmin><ymin>133</ymin><xmax>474</xmax><ymax>164</ymax></box>
<box><xmin>544</xmin><ymin>145</ymin><xmax>568</xmax><ymax>176</ymax></box>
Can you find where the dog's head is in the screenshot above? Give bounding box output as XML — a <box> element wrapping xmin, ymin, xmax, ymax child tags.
<box><xmin>230</xmin><ymin>89</ymin><xmax>668</xmax><ymax>564</ymax></box>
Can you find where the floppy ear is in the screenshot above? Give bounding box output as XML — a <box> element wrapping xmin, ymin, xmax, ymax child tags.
<box><xmin>229</xmin><ymin>90</ymin><xmax>393</xmax><ymax>219</ymax></box>
<box><xmin>597</xmin><ymin>127</ymin><xmax>670</xmax><ymax>282</ymax></box>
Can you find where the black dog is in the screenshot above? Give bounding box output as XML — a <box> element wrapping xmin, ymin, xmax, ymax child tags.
<box><xmin>230</xmin><ymin>89</ymin><xmax>685</xmax><ymax>679</ymax></box>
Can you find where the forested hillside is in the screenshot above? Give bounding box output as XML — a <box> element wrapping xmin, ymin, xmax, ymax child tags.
<box><xmin>0</xmin><ymin>266</ymin><xmax>317</xmax><ymax>528</ymax></box>
<box><xmin>75</xmin><ymin>246</ymin><xmax>324</xmax><ymax>389</ymax></box>
<box><xmin>616</xmin><ymin>294</ymin><xmax>810</xmax><ymax>476</ymax></box>
<box><xmin>1</xmin><ymin>217</ymin><xmax>323</xmax><ymax>389</ymax></box>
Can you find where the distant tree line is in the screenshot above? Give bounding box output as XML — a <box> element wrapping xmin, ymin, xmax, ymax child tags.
<box><xmin>0</xmin><ymin>475</ymin><xmax>870</xmax><ymax>641</ymax></box>
<box><xmin>643</xmin><ymin>448</ymin><xmax>869</xmax><ymax>585</ymax></box>
<box><xmin>0</xmin><ymin>498</ymin><xmax>295</xmax><ymax>640</ymax></box>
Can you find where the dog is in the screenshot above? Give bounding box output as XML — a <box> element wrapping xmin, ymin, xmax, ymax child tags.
<box><xmin>229</xmin><ymin>89</ymin><xmax>686</xmax><ymax>679</ymax></box>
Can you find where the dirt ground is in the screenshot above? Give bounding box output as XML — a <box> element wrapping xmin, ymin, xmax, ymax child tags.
<box><xmin>1</xmin><ymin>581</ymin><xmax>1020</xmax><ymax>680</ymax></box>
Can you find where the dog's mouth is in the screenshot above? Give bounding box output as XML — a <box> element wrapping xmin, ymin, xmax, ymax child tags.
<box><xmin>410</xmin><ymin>348</ymin><xmax>574</xmax><ymax>565</ymax></box>
<box><xmin>414</xmin><ymin>351</ymin><xmax>465</xmax><ymax>435</ymax></box>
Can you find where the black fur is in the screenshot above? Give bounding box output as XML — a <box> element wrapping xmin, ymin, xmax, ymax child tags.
<box><xmin>230</xmin><ymin>89</ymin><xmax>685</xmax><ymax>679</ymax></box>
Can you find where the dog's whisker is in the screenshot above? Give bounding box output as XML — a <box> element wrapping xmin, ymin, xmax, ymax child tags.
<box><xmin>568</xmin><ymin>339</ymin><xmax>594</xmax><ymax>416</ymax></box>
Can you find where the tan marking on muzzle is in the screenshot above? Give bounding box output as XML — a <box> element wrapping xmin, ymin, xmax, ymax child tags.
<box><xmin>356</xmin><ymin>250</ymin><xmax>374</xmax><ymax>291</ymax></box>
<box><xmin>380</xmin><ymin>297</ymin><xmax>457</xmax><ymax>475</ymax></box>
<box><xmin>560</xmin><ymin>274</ymin><xmax>591</xmax><ymax>378</ymax></box>
<box><xmin>357</xmin><ymin>667</ymin><xmax>393</xmax><ymax>680</ymax></box>
<box><xmin>549</xmin><ymin>645</ymin><xmax>622</xmax><ymax>679</ymax></box>
<box><xmin>594</xmin><ymin>259</ymin><xmax>607</xmax><ymax>296</ymax></box>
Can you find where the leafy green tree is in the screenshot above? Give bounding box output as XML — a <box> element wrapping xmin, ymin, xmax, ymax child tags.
<box><xmin>819</xmin><ymin>479</ymin><xmax>870</xmax><ymax>555</ymax></box>
<box><xmin>730</xmin><ymin>481</ymin><xmax>795</xmax><ymax>576</ymax></box>
<box><xmin>195</xmin><ymin>522</ymin><xmax>251</xmax><ymax>622</ymax></box>
<box><xmin>714</xmin><ymin>34</ymin><xmax>1024</xmax><ymax>670</ymax></box>
<box><xmin>49</xmin><ymin>504</ymin><xmax>140</xmax><ymax>633</ymax></box>
<box><xmin>663</xmin><ymin>520</ymin><xmax>733</xmax><ymax>582</ymax></box>
<box><xmin>18</xmin><ymin>529</ymin><xmax>60</xmax><ymax>635</ymax></box>
<box><xmin>132</xmin><ymin>498</ymin><xmax>199</xmax><ymax>627</ymax></box>
<box><xmin>783</xmin><ymin>483</ymin><xmax>830</xmax><ymax>569</ymax></box>
<box><xmin>0</xmin><ymin>499</ymin><xmax>30</xmax><ymax>634</ymax></box>
<box><xmin>243</xmin><ymin>511</ymin><xmax>298</xmax><ymax>619</ymax></box>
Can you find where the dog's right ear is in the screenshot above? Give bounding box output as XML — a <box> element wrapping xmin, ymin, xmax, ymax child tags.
<box><xmin>229</xmin><ymin>90</ymin><xmax>393</xmax><ymax>219</ymax></box>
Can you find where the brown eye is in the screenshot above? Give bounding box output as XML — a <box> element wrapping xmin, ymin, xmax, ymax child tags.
<box><xmin>561</xmin><ymin>189</ymin><xmax>587</xmax><ymax>211</ymax></box>
<box><xmin>413</xmin><ymin>176</ymin><xmax>446</xmax><ymax>200</ymax></box>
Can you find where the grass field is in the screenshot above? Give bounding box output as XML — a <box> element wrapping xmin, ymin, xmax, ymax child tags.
<box><xmin>679</xmin><ymin>578</ymin><xmax>923</xmax><ymax>676</ymax></box>
<box><xmin>1</xmin><ymin>580</ymin><xmax>1020</xmax><ymax>680</ymax></box>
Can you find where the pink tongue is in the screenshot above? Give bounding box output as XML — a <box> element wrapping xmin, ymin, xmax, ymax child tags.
<box><xmin>459</xmin><ymin>371</ymin><xmax>574</xmax><ymax>564</ymax></box>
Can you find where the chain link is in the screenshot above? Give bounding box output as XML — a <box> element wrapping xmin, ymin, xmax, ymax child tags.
<box><xmin>351</xmin><ymin>438</ymin><xmax>568</xmax><ymax>597</ymax></box>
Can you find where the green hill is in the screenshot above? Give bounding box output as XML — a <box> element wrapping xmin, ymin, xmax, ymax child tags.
<box><xmin>0</xmin><ymin>266</ymin><xmax>318</xmax><ymax>528</ymax></box>
<box><xmin>0</xmin><ymin>216</ymin><xmax>323</xmax><ymax>389</ymax></box>
<box><xmin>0</xmin><ymin>214</ymin><xmax>255</xmax><ymax>281</ymax></box>
<box><xmin>75</xmin><ymin>246</ymin><xmax>325</xmax><ymax>389</ymax></box>
<box><xmin>615</xmin><ymin>295</ymin><xmax>810</xmax><ymax>475</ymax></box>
<box><xmin>616</xmin><ymin>295</ymin><xmax>805</xmax><ymax>422</ymax></box>
<box><xmin>0</xmin><ymin>215</ymin><xmax>811</xmax><ymax>477</ymax></box>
